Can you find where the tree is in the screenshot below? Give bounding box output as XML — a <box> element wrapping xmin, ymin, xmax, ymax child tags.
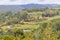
<box><xmin>18</xmin><ymin>11</ymin><xmax>28</xmax><ymax>21</ymax></box>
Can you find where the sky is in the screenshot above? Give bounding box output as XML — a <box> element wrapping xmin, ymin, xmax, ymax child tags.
<box><xmin>0</xmin><ymin>0</ymin><xmax>60</xmax><ymax>5</ymax></box>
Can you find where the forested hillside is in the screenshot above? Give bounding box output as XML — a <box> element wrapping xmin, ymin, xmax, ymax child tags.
<box><xmin>0</xmin><ymin>6</ymin><xmax>60</xmax><ymax>40</ymax></box>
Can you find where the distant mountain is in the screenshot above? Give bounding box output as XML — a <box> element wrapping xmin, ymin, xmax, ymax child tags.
<box><xmin>21</xmin><ymin>4</ymin><xmax>60</xmax><ymax>8</ymax></box>
<box><xmin>0</xmin><ymin>4</ymin><xmax>60</xmax><ymax>12</ymax></box>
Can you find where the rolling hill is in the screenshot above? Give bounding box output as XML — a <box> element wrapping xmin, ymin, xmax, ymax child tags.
<box><xmin>0</xmin><ymin>4</ymin><xmax>60</xmax><ymax>12</ymax></box>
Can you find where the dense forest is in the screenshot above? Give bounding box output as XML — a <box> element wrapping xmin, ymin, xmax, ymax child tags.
<box><xmin>0</xmin><ymin>7</ymin><xmax>60</xmax><ymax>40</ymax></box>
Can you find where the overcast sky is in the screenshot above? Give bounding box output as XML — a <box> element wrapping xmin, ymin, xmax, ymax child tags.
<box><xmin>0</xmin><ymin>0</ymin><xmax>60</xmax><ymax>5</ymax></box>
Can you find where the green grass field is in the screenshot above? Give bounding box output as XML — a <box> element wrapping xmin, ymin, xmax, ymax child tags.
<box><xmin>28</xmin><ymin>11</ymin><xmax>43</xmax><ymax>16</ymax></box>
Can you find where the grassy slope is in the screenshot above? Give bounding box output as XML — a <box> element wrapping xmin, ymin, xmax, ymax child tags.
<box><xmin>1</xmin><ymin>15</ymin><xmax>60</xmax><ymax>32</ymax></box>
<box><xmin>12</xmin><ymin>16</ymin><xmax>60</xmax><ymax>29</ymax></box>
<box><xmin>39</xmin><ymin>15</ymin><xmax>60</xmax><ymax>23</ymax></box>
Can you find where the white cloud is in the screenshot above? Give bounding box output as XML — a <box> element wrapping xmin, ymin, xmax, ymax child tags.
<box><xmin>0</xmin><ymin>0</ymin><xmax>60</xmax><ymax>5</ymax></box>
<box><xmin>38</xmin><ymin>0</ymin><xmax>60</xmax><ymax>4</ymax></box>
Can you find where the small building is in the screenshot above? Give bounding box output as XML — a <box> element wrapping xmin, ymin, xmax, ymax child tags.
<box><xmin>23</xmin><ymin>30</ymin><xmax>31</xmax><ymax>32</ymax></box>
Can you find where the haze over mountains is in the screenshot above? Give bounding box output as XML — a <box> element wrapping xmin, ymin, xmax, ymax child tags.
<box><xmin>0</xmin><ymin>4</ymin><xmax>60</xmax><ymax>12</ymax></box>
